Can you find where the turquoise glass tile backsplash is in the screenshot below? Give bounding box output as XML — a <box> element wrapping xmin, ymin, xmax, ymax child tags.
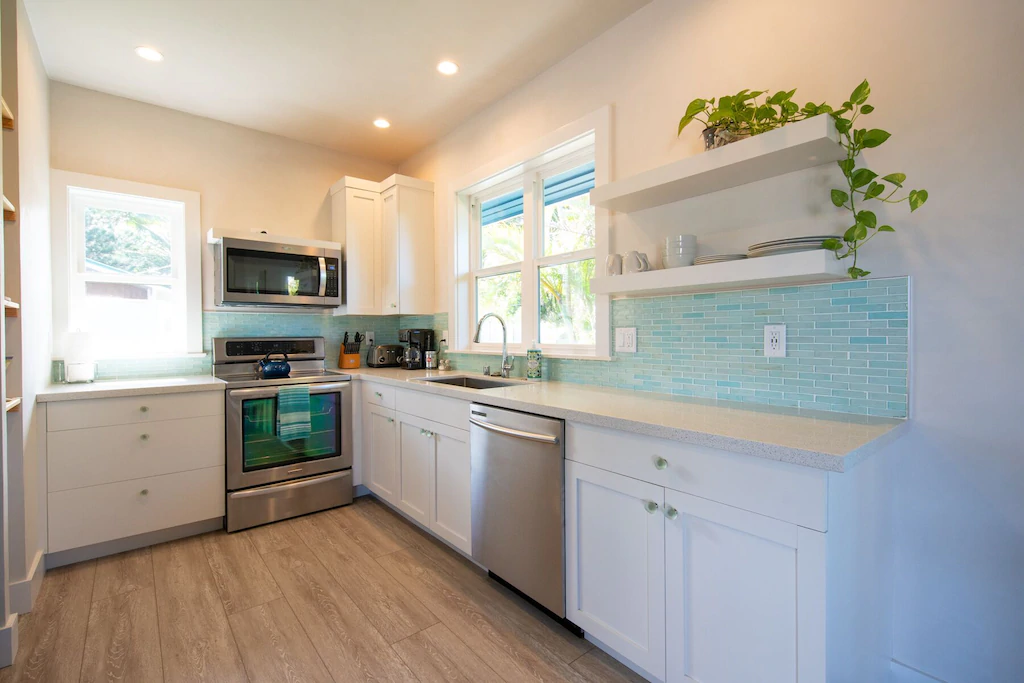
<box><xmin>65</xmin><ymin>276</ymin><xmax>909</xmax><ymax>418</ymax></box>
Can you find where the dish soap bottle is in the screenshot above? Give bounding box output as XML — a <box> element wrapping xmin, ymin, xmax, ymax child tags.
<box><xmin>527</xmin><ymin>340</ymin><xmax>542</xmax><ymax>381</ymax></box>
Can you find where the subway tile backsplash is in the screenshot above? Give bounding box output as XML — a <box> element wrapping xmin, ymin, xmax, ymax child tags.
<box><xmin>56</xmin><ymin>276</ymin><xmax>909</xmax><ymax>418</ymax></box>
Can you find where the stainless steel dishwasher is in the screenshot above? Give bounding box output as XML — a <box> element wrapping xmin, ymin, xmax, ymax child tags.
<box><xmin>469</xmin><ymin>403</ymin><xmax>567</xmax><ymax>619</ymax></box>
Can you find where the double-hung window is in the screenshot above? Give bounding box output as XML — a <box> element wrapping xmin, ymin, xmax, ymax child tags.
<box><xmin>469</xmin><ymin>149</ymin><xmax>599</xmax><ymax>355</ymax></box>
<box><xmin>52</xmin><ymin>171</ymin><xmax>202</xmax><ymax>359</ymax></box>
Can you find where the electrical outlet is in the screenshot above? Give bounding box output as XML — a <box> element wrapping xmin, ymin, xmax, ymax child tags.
<box><xmin>615</xmin><ymin>327</ymin><xmax>637</xmax><ymax>353</ymax></box>
<box><xmin>439</xmin><ymin>329</ymin><xmax>449</xmax><ymax>348</ymax></box>
<box><xmin>364</xmin><ymin>331</ymin><xmax>375</xmax><ymax>347</ymax></box>
<box><xmin>764</xmin><ymin>324</ymin><xmax>786</xmax><ymax>358</ymax></box>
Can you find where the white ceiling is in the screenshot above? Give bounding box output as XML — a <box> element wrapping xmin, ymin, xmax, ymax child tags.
<box><xmin>25</xmin><ymin>0</ymin><xmax>649</xmax><ymax>164</ymax></box>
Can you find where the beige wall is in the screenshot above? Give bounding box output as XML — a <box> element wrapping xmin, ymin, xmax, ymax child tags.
<box><xmin>49</xmin><ymin>83</ymin><xmax>396</xmax><ymax>308</ymax></box>
<box><xmin>401</xmin><ymin>0</ymin><xmax>1024</xmax><ymax>680</ymax></box>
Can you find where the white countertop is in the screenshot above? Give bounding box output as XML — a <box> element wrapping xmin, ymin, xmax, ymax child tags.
<box><xmin>36</xmin><ymin>376</ymin><xmax>226</xmax><ymax>402</ymax></box>
<box><xmin>348</xmin><ymin>368</ymin><xmax>906</xmax><ymax>472</ymax></box>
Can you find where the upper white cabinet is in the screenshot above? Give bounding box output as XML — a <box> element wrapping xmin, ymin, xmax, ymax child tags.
<box><xmin>331</xmin><ymin>174</ymin><xmax>434</xmax><ymax>315</ymax></box>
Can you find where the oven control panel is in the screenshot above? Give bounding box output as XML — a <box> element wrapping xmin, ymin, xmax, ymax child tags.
<box><xmin>325</xmin><ymin>259</ymin><xmax>340</xmax><ymax>297</ymax></box>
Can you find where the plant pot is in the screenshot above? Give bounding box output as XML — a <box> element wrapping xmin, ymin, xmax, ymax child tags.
<box><xmin>702</xmin><ymin>126</ymin><xmax>750</xmax><ymax>151</ymax></box>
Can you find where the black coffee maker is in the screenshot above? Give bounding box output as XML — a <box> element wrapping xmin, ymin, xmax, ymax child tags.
<box><xmin>398</xmin><ymin>328</ymin><xmax>435</xmax><ymax>370</ymax></box>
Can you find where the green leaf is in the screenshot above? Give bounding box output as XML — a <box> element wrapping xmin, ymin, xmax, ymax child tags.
<box><xmin>862</xmin><ymin>129</ymin><xmax>891</xmax><ymax>148</ymax></box>
<box><xmin>854</xmin><ymin>224</ymin><xmax>868</xmax><ymax>240</ymax></box>
<box><xmin>822</xmin><ymin>238</ymin><xmax>844</xmax><ymax>251</ymax></box>
<box><xmin>856</xmin><ymin>210</ymin><xmax>877</xmax><ymax>229</ymax></box>
<box><xmin>881</xmin><ymin>172</ymin><xmax>906</xmax><ymax>187</ymax></box>
<box><xmin>783</xmin><ymin>101</ymin><xmax>799</xmax><ymax>116</ymax></box>
<box><xmin>718</xmin><ymin>95</ymin><xmax>734</xmax><ymax>111</ymax></box>
<box><xmin>851</xmin><ymin>168</ymin><xmax>878</xmax><ymax>188</ymax></box>
<box><xmin>860</xmin><ymin>104</ymin><xmax>875</xmax><ymax>114</ymax></box>
<box><xmin>843</xmin><ymin>225</ymin><xmax>860</xmax><ymax>242</ymax></box>
<box><xmin>767</xmin><ymin>91</ymin><xmax>785</xmax><ymax>105</ymax></box>
<box><xmin>754</xmin><ymin>104</ymin><xmax>775</xmax><ymax>121</ymax></box>
<box><xmin>909</xmin><ymin>189</ymin><xmax>929</xmax><ymax>211</ymax></box>
<box><xmin>865</xmin><ymin>182</ymin><xmax>885</xmax><ymax>199</ymax></box>
<box><xmin>877</xmin><ymin>225</ymin><xmax>895</xmax><ymax>232</ymax></box>
<box><xmin>831</xmin><ymin>189</ymin><xmax>849</xmax><ymax>207</ymax></box>
<box><xmin>838</xmin><ymin>159</ymin><xmax>856</xmax><ymax>177</ymax></box>
<box><xmin>683</xmin><ymin>98</ymin><xmax>707</xmax><ymax>118</ymax></box>
<box><xmin>834</xmin><ymin>117</ymin><xmax>852</xmax><ymax>134</ymax></box>
<box><xmin>854</xmin><ymin>129</ymin><xmax>865</xmax><ymax>146</ymax></box>
<box><xmin>848</xmin><ymin>266</ymin><xmax>871</xmax><ymax>279</ymax></box>
<box><xmin>678</xmin><ymin>115</ymin><xmax>694</xmax><ymax>135</ymax></box>
<box><xmin>818</xmin><ymin>103</ymin><xmax>834</xmax><ymax>114</ymax></box>
<box><xmin>850</xmin><ymin>79</ymin><xmax>871</xmax><ymax>105</ymax></box>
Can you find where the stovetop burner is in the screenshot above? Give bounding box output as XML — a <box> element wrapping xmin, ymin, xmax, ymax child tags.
<box><xmin>211</xmin><ymin>336</ymin><xmax>351</xmax><ymax>388</ymax></box>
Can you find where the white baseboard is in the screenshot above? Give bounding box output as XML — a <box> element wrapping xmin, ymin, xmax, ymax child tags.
<box><xmin>0</xmin><ymin>613</ymin><xmax>18</xmax><ymax>668</ymax></box>
<box><xmin>891</xmin><ymin>659</ymin><xmax>947</xmax><ymax>683</ymax></box>
<box><xmin>9</xmin><ymin>550</ymin><xmax>45</xmax><ymax>614</ymax></box>
<box><xmin>584</xmin><ymin>632</ymin><xmax>661</xmax><ymax>682</ymax></box>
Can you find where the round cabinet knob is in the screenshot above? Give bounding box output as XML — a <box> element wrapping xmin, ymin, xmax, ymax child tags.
<box><xmin>375</xmin><ymin>392</ymin><xmax>383</xmax><ymax>398</ymax></box>
<box><xmin>139</xmin><ymin>489</ymin><xmax>149</xmax><ymax>496</ymax></box>
<box><xmin>644</xmin><ymin>500</ymin><xmax>659</xmax><ymax>514</ymax></box>
<box><xmin>665</xmin><ymin>506</ymin><xmax>679</xmax><ymax>521</ymax></box>
<box><xmin>654</xmin><ymin>456</ymin><xmax>669</xmax><ymax>470</ymax></box>
<box><xmin>140</xmin><ymin>434</ymin><xmax>150</xmax><ymax>441</ymax></box>
<box><xmin>139</xmin><ymin>406</ymin><xmax>149</xmax><ymax>413</ymax></box>
<box><xmin>387</xmin><ymin>417</ymin><xmax>394</xmax><ymax>423</ymax></box>
<box><xmin>390</xmin><ymin>303</ymin><xmax>397</xmax><ymax>309</ymax></box>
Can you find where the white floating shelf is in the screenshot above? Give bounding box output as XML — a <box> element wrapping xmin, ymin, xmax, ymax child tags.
<box><xmin>590</xmin><ymin>250</ymin><xmax>847</xmax><ymax>298</ymax></box>
<box><xmin>590</xmin><ymin>116</ymin><xmax>845</xmax><ymax>213</ymax></box>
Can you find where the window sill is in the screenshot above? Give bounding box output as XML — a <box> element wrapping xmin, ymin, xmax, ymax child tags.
<box><xmin>448</xmin><ymin>348</ymin><xmax>611</xmax><ymax>362</ymax></box>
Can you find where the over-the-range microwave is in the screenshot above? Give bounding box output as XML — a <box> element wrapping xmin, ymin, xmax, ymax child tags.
<box><xmin>215</xmin><ymin>237</ymin><xmax>342</xmax><ymax>308</ymax></box>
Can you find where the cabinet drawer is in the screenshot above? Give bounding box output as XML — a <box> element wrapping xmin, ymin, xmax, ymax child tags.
<box><xmin>395</xmin><ymin>388</ymin><xmax>469</xmax><ymax>431</ymax></box>
<box><xmin>566</xmin><ymin>422</ymin><xmax>827</xmax><ymax>531</ymax></box>
<box><xmin>48</xmin><ymin>415</ymin><xmax>225</xmax><ymax>492</ymax></box>
<box><xmin>364</xmin><ymin>382</ymin><xmax>396</xmax><ymax>410</ymax></box>
<box><xmin>47</xmin><ymin>391</ymin><xmax>224</xmax><ymax>432</ymax></box>
<box><xmin>47</xmin><ymin>466</ymin><xmax>224</xmax><ymax>553</ymax></box>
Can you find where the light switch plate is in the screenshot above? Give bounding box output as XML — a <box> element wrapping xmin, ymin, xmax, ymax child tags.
<box><xmin>615</xmin><ymin>327</ymin><xmax>637</xmax><ymax>353</ymax></box>
<box><xmin>364</xmin><ymin>331</ymin><xmax>375</xmax><ymax>347</ymax></box>
<box><xmin>763</xmin><ymin>324</ymin><xmax>786</xmax><ymax>357</ymax></box>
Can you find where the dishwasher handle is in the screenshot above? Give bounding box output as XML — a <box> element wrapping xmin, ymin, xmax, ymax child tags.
<box><xmin>469</xmin><ymin>417</ymin><xmax>560</xmax><ymax>445</ymax></box>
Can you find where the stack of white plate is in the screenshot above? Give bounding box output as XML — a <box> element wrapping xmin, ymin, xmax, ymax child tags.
<box><xmin>661</xmin><ymin>234</ymin><xmax>697</xmax><ymax>268</ymax></box>
<box><xmin>747</xmin><ymin>236</ymin><xmax>837</xmax><ymax>258</ymax></box>
<box><xmin>694</xmin><ymin>254</ymin><xmax>747</xmax><ymax>265</ymax></box>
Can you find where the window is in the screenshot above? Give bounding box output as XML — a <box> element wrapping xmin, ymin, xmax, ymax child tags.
<box><xmin>469</xmin><ymin>151</ymin><xmax>598</xmax><ymax>353</ymax></box>
<box><xmin>52</xmin><ymin>171</ymin><xmax>202</xmax><ymax>359</ymax></box>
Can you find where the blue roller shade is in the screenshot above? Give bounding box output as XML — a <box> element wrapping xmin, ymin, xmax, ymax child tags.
<box><xmin>543</xmin><ymin>162</ymin><xmax>595</xmax><ymax>205</ymax></box>
<box><xmin>481</xmin><ymin>190</ymin><xmax>524</xmax><ymax>225</ymax></box>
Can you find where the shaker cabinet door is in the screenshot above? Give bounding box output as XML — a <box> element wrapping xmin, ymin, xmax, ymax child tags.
<box><xmin>396</xmin><ymin>413</ymin><xmax>433</xmax><ymax>526</ymax></box>
<box><xmin>366</xmin><ymin>404</ymin><xmax>399</xmax><ymax>503</ymax></box>
<box><xmin>429</xmin><ymin>424</ymin><xmax>471</xmax><ymax>554</ymax></box>
<box><xmin>565</xmin><ymin>460</ymin><xmax>666</xmax><ymax>680</ymax></box>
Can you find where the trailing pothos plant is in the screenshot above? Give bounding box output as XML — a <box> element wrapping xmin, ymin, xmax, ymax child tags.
<box><xmin>678</xmin><ymin>80</ymin><xmax>929</xmax><ymax>278</ymax></box>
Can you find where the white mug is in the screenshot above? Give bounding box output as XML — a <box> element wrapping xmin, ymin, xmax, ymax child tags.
<box><xmin>606</xmin><ymin>253</ymin><xmax>623</xmax><ymax>276</ymax></box>
<box><xmin>624</xmin><ymin>251</ymin><xmax>651</xmax><ymax>274</ymax></box>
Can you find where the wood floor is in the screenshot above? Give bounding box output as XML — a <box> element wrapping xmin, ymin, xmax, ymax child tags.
<box><xmin>0</xmin><ymin>496</ymin><xmax>645</xmax><ymax>683</ymax></box>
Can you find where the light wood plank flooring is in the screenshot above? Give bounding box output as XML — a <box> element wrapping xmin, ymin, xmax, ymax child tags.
<box><xmin>0</xmin><ymin>496</ymin><xmax>646</xmax><ymax>683</ymax></box>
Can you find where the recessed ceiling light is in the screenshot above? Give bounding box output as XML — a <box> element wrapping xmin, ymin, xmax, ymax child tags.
<box><xmin>134</xmin><ymin>46</ymin><xmax>164</xmax><ymax>62</ymax></box>
<box><xmin>437</xmin><ymin>60</ymin><xmax>459</xmax><ymax>75</ymax></box>
<box><xmin>373</xmin><ymin>118</ymin><xmax>391</xmax><ymax>129</ymax></box>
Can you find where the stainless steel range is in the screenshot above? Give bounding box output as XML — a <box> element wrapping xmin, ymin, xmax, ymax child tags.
<box><xmin>213</xmin><ymin>337</ymin><xmax>353</xmax><ymax>532</ymax></box>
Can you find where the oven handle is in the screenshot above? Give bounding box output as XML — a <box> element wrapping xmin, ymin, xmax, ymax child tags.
<box><xmin>229</xmin><ymin>470</ymin><xmax>350</xmax><ymax>499</ymax></box>
<box><xmin>227</xmin><ymin>382</ymin><xmax>349</xmax><ymax>400</ymax></box>
<box><xmin>318</xmin><ymin>256</ymin><xmax>327</xmax><ymax>297</ymax></box>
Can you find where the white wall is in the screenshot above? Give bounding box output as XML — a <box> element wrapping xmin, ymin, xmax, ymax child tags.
<box><xmin>400</xmin><ymin>0</ymin><xmax>1024</xmax><ymax>680</ymax></box>
<box><xmin>49</xmin><ymin>83</ymin><xmax>396</xmax><ymax>309</ymax></box>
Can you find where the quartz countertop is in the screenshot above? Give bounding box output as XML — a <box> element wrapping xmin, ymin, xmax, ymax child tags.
<box><xmin>37</xmin><ymin>376</ymin><xmax>226</xmax><ymax>402</ymax></box>
<box><xmin>347</xmin><ymin>367</ymin><xmax>905</xmax><ymax>472</ymax></box>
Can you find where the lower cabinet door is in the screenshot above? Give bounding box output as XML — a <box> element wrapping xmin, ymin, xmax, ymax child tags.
<box><xmin>366</xmin><ymin>404</ymin><xmax>399</xmax><ymax>503</ymax></box>
<box><xmin>429</xmin><ymin>423</ymin><xmax>471</xmax><ymax>554</ymax></box>
<box><xmin>664</xmin><ymin>488</ymin><xmax>826</xmax><ymax>683</ymax></box>
<box><xmin>396</xmin><ymin>413</ymin><xmax>433</xmax><ymax>525</ymax></box>
<box><xmin>565</xmin><ymin>460</ymin><xmax>666</xmax><ymax>680</ymax></box>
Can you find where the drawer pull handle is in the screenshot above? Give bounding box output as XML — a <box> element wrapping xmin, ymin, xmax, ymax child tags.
<box><xmin>140</xmin><ymin>434</ymin><xmax>150</xmax><ymax>441</ymax></box>
<box><xmin>654</xmin><ymin>456</ymin><xmax>669</xmax><ymax>470</ymax></box>
<box><xmin>420</xmin><ymin>429</ymin><xmax>434</xmax><ymax>438</ymax></box>
<box><xmin>664</xmin><ymin>506</ymin><xmax>679</xmax><ymax>521</ymax></box>
<box><xmin>644</xmin><ymin>500</ymin><xmax>659</xmax><ymax>514</ymax></box>
<box><xmin>139</xmin><ymin>406</ymin><xmax>149</xmax><ymax>413</ymax></box>
<box><xmin>140</xmin><ymin>489</ymin><xmax>149</xmax><ymax>496</ymax></box>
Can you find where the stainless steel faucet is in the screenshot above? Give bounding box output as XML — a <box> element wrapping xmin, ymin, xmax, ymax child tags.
<box><xmin>473</xmin><ymin>313</ymin><xmax>514</xmax><ymax>378</ymax></box>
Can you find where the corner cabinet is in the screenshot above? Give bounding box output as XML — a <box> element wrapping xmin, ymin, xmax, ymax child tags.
<box><xmin>330</xmin><ymin>174</ymin><xmax>434</xmax><ymax>315</ymax></box>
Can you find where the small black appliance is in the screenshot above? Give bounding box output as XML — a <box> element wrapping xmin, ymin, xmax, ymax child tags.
<box><xmin>398</xmin><ymin>328</ymin><xmax>436</xmax><ymax>370</ymax></box>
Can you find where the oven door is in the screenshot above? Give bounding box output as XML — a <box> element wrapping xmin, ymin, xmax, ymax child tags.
<box><xmin>226</xmin><ymin>381</ymin><xmax>353</xmax><ymax>490</ymax></box>
<box><xmin>219</xmin><ymin>237</ymin><xmax>339</xmax><ymax>307</ymax></box>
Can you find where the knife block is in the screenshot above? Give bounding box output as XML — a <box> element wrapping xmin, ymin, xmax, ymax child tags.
<box><xmin>340</xmin><ymin>351</ymin><xmax>361</xmax><ymax>369</ymax></box>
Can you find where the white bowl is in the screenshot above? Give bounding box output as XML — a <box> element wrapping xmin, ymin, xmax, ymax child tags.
<box><xmin>665</xmin><ymin>234</ymin><xmax>697</xmax><ymax>247</ymax></box>
<box><xmin>663</xmin><ymin>253</ymin><xmax>695</xmax><ymax>268</ymax></box>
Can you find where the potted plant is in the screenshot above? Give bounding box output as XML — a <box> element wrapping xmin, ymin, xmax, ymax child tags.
<box><xmin>677</xmin><ymin>80</ymin><xmax>929</xmax><ymax>278</ymax></box>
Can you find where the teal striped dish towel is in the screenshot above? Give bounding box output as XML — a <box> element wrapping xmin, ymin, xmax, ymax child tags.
<box><xmin>277</xmin><ymin>385</ymin><xmax>311</xmax><ymax>441</ymax></box>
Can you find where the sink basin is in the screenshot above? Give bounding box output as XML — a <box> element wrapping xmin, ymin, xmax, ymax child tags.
<box><xmin>420</xmin><ymin>376</ymin><xmax>521</xmax><ymax>390</ymax></box>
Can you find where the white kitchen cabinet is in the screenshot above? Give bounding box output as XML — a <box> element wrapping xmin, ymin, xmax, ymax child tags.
<box><xmin>397</xmin><ymin>413</ymin><xmax>433</xmax><ymax>525</ymax></box>
<box><xmin>664</xmin><ymin>488</ymin><xmax>825</xmax><ymax>683</ymax></box>
<box><xmin>565</xmin><ymin>460</ymin><xmax>666</xmax><ymax>680</ymax></box>
<box><xmin>429</xmin><ymin>424</ymin><xmax>471</xmax><ymax>553</ymax></box>
<box><xmin>330</xmin><ymin>174</ymin><xmax>434</xmax><ymax>315</ymax></box>
<box><xmin>365</xmin><ymin>403</ymin><xmax>399</xmax><ymax>503</ymax></box>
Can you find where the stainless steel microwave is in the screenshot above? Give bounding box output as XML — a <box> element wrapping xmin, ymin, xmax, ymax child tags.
<box><xmin>215</xmin><ymin>237</ymin><xmax>342</xmax><ymax>307</ymax></box>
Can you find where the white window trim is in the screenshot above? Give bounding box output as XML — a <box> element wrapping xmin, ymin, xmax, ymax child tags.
<box><xmin>450</xmin><ymin>105</ymin><xmax>612</xmax><ymax>359</ymax></box>
<box><xmin>50</xmin><ymin>169</ymin><xmax>203</xmax><ymax>359</ymax></box>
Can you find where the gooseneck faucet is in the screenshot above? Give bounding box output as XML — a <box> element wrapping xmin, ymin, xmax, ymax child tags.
<box><xmin>473</xmin><ymin>313</ymin><xmax>514</xmax><ymax>378</ymax></box>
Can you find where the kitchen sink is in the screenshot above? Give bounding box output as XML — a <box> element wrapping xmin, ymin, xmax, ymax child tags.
<box><xmin>419</xmin><ymin>376</ymin><xmax>521</xmax><ymax>390</ymax></box>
